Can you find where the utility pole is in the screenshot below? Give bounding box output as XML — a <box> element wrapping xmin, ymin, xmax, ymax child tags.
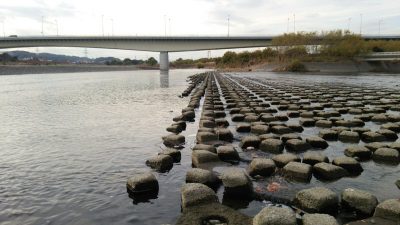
<box><xmin>101</xmin><ymin>15</ymin><xmax>104</xmax><ymax>36</ymax></box>
<box><xmin>287</xmin><ymin>17</ymin><xmax>290</xmax><ymax>33</ymax></box>
<box><xmin>293</xmin><ymin>14</ymin><xmax>296</xmax><ymax>33</ymax></box>
<box><xmin>227</xmin><ymin>14</ymin><xmax>230</xmax><ymax>37</ymax></box>
<box><xmin>347</xmin><ymin>17</ymin><xmax>351</xmax><ymax>31</ymax></box>
<box><xmin>378</xmin><ymin>19</ymin><xmax>382</xmax><ymax>36</ymax></box>
<box><xmin>169</xmin><ymin>18</ymin><xmax>171</xmax><ymax>36</ymax></box>
<box><xmin>359</xmin><ymin>13</ymin><xmax>363</xmax><ymax>35</ymax></box>
<box><xmin>41</xmin><ymin>16</ymin><xmax>44</xmax><ymax>36</ymax></box>
<box><xmin>55</xmin><ymin>19</ymin><xmax>58</xmax><ymax>36</ymax></box>
<box><xmin>110</xmin><ymin>18</ymin><xmax>114</xmax><ymax>36</ymax></box>
<box><xmin>164</xmin><ymin>15</ymin><xmax>167</xmax><ymax>36</ymax></box>
<box><xmin>1</xmin><ymin>20</ymin><xmax>5</xmax><ymax>37</ymax></box>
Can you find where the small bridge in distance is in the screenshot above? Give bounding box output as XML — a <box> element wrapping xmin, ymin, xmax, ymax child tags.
<box><xmin>361</xmin><ymin>52</ymin><xmax>400</xmax><ymax>61</ymax></box>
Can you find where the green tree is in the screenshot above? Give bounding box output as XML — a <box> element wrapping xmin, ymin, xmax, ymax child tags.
<box><xmin>146</xmin><ymin>57</ymin><xmax>158</xmax><ymax>66</ymax></box>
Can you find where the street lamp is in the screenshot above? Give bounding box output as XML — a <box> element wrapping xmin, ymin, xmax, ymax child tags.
<box><xmin>41</xmin><ymin>16</ymin><xmax>44</xmax><ymax>36</ymax></box>
<box><xmin>110</xmin><ymin>18</ymin><xmax>114</xmax><ymax>36</ymax></box>
<box><xmin>293</xmin><ymin>14</ymin><xmax>296</xmax><ymax>33</ymax></box>
<box><xmin>101</xmin><ymin>15</ymin><xmax>104</xmax><ymax>36</ymax></box>
<box><xmin>359</xmin><ymin>13</ymin><xmax>363</xmax><ymax>35</ymax></box>
<box><xmin>227</xmin><ymin>14</ymin><xmax>230</xmax><ymax>37</ymax></box>
<box><xmin>55</xmin><ymin>19</ymin><xmax>58</xmax><ymax>36</ymax></box>
<box><xmin>347</xmin><ymin>17</ymin><xmax>351</xmax><ymax>32</ymax></box>
<box><xmin>378</xmin><ymin>19</ymin><xmax>383</xmax><ymax>36</ymax></box>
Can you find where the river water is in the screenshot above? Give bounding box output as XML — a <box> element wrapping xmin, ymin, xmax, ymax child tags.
<box><xmin>0</xmin><ymin>70</ymin><xmax>399</xmax><ymax>225</ymax></box>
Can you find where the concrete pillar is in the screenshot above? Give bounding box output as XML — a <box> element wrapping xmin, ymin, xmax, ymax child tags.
<box><xmin>159</xmin><ymin>51</ymin><xmax>169</xmax><ymax>71</ymax></box>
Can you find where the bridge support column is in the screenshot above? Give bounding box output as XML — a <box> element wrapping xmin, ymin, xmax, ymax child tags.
<box><xmin>160</xmin><ymin>52</ymin><xmax>169</xmax><ymax>71</ymax></box>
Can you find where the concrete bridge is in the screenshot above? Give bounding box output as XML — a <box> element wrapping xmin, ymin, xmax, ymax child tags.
<box><xmin>0</xmin><ymin>35</ymin><xmax>399</xmax><ymax>70</ymax></box>
<box><xmin>0</xmin><ymin>36</ymin><xmax>273</xmax><ymax>70</ymax></box>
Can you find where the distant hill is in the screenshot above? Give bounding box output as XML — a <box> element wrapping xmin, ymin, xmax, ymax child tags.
<box><xmin>5</xmin><ymin>51</ymin><xmax>120</xmax><ymax>64</ymax></box>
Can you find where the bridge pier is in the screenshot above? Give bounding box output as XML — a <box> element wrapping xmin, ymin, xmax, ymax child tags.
<box><xmin>160</xmin><ymin>52</ymin><xmax>169</xmax><ymax>71</ymax></box>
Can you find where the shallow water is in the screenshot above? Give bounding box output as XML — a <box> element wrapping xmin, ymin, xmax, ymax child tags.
<box><xmin>0</xmin><ymin>69</ymin><xmax>205</xmax><ymax>225</ymax></box>
<box><xmin>0</xmin><ymin>70</ymin><xmax>399</xmax><ymax>225</ymax></box>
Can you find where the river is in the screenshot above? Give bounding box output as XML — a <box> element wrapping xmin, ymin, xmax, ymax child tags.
<box><xmin>0</xmin><ymin>70</ymin><xmax>399</xmax><ymax>225</ymax></box>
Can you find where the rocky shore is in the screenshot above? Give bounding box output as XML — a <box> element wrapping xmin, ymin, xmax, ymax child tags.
<box><xmin>0</xmin><ymin>64</ymin><xmax>142</xmax><ymax>75</ymax></box>
<box><xmin>127</xmin><ymin>72</ymin><xmax>400</xmax><ymax>225</ymax></box>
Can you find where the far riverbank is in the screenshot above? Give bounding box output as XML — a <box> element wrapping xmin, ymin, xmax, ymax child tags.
<box><xmin>0</xmin><ymin>64</ymin><xmax>156</xmax><ymax>75</ymax></box>
<box><xmin>219</xmin><ymin>60</ymin><xmax>400</xmax><ymax>74</ymax></box>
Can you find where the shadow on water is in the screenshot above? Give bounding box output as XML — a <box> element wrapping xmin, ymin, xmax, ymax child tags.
<box><xmin>160</xmin><ymin>70</ymin><xmax>169</xmax><ymax>88</ymax></box>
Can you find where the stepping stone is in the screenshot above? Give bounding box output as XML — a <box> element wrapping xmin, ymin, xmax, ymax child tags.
<box><xmin>306</xmin><ymin>136</ymin><xmax>329</xmax><ymax>149</ymax></box>
<box><xmin>251</xmin><ymin>125</ymin><xmax>270</xmax><ymax>135</ymax></box>
<box><xmin>186</xmin><ymin>168</ymin><xmax>220</xmax><ymax>188</ymax></box>
<box><xmin>373</xmin><ymin>148</ymin><xmax>399</xmax><ymax>163</ymax></box>
<box><xmin>221</xmin><ymin>168</ymin><xmax>253</xmax><ymax>197</ymax></box>
<box><xmin>365</xmin><ymin>142</ymin><xmax>388</xmax><ymax>152</ymax></box>
<box><xmin>214</xmin><ymin>110</ymin><xmax>226</xmax><ymax>118</ymax></box>
<box><xmin>216</xmin><ymin>128</ymin><xmax>234</xmax><ymax>142</ymax></box>
<box><xmin>181</xmin><ymin>183</ymin><xmax>218</xmax><ymax>210</ymax></box>
<box><xmin>248</xmin><ymin>158</ymin><xmax>276</xmax><ymax>177</ymax></box>
<box><xmin>162</xmin><ymin>134</ymin><xmax>185</xmax><ymax>147</ymax></box>
<box><xmin>319</xmin><ymin>129</ymin><xmax>338</xmax><ymax>141</ymax></box>
<box><xmin>191</xmin><ymin>150</ymin><xmax>219</xmax><ymax>168</ymax></box>
<box><xmin>271</xmin><ymin>125</ymin><xmax>292</xmax><ymax>134</ymax></box>
<box><xmin>261</xmin><ymin>115</ymin><xmax>278</xmax><ymax>122</ymax></box>
<box><xmin>341</xmin><ymin>188</ymin><xmax>378</xmax><ymax>216</ymax></box>
<box><xmin>300</xmin><ymin>118</ymin><xmax>316</xmax><ymax>127</ymax></box>
<box><xmin>240</xmin><ymin>135</ymin><xmax>261</xmax><ymax>149</ymax></box>
<box><xmin>196</xmin><ymin>131</ymin><xmax>218</xmax><ymax>144</ymax></box>
<box><xmin>352</xmin><ymin>127</ymin><xmax>371</xmax><ymax>135</ymax></box>
<box><xmin>259</xmin><ymin>139</ymin><xmax>284</xmax><ymax>154</ymax></box>
<box><xmin>339</xmin><ymin>131</ymin><xmax>360</xmax><ymax>143</ymax></box>
<box><xmin>345</xmin><ymin>146</ymin><xmax>372</xmax><ymax>160</ymax></box>
<box><xmin>302</xmin><ymin>214</ymin><xmax>339</xmax><ymax>225</ymax></box>
<box><xmin>287</xmin><ymin>123</ymin><xmax>304</xmax><ymax>132</ymax></box>
<box><xmin>381</xmin><ymin>123</ymin><xmax>400</xmax><ymax>132</ymax></box>
<box><xmin>361</xmin><ymin>131</ymin><xmax>386</xmax><ymax>143</ymax></box>
<box><xmin>146</xmin><ymin>155</ymin><xmax>174</xmax><ymax>172</ymax></box>
<box><xmin>216</xmin><ymin>145</ymin><xmax>240</xmax><ymax>162</ymax></box>
<box><xmin>259</xmin><ymin>133</ymin><xmax>280</xmax><ymax>141</ymax></box>
<box><xmin>272</xmin><ymin>153</ymin><xmax>301</xmax><ymax>168</ymax></box>
<box><xmin>231</xmin><ymin>114</ymin><xmax>245</xmax><ymax>122</ymax></box>
<box><xmin>377</xmin><ymin>129</ymin><xmax>398</xmax><ymax>141</ymax></box>
<box><xmin>316</xmin><ymin>120</ymin><xmax>333</xmax><ymax>128</ymax></box>
<box><xmin>253</xmin><ymin>206</ymin><xmax>296</xmax><ymax>225</ymax></box>
<box><xmin>167</xmin><ymin>124</ymin><xmax>183</xmax><ymax>133</ymax></box>
<box><xmin>193</xmin><ymin>144</ymin><xmax>216</xmax><ymax>153</ymax></box>
<box><xmin>332</xmin><ymin>156</ymin><xmax>363</xmax><ymax>174</ymax></box>
<box><xmin>373</xmin><ymin>199</ymin><xmax>400</xmax><ymax>222</ymax></box>
<box><xmin>283</xmin><ymin>162</ymin><xmax>312</xmax><ymax>182</ymax></box>
<box><xmin>159</xmin><ymin>148</ymin><xmax>181</xmax><ymax>162</ymax></box>
<box><xmin>293</xmin><ymin>187</ymin><xmax>339</xmax><ymax>214</ymax></box>
<box><xmin>215</xmin><ymin>118</ymin><xmax>229</xmax><ymax>127</ymax></box>
<box><xmin>285</xmin><ymin>139</ymin><xmax>311</xmax><ymax>152</ymax></box>
<box><xmin>244</xmin><ymin>115</ymin><xmax>259</xmax><ymax>122</ymax></box>
<box><xmin>389</xmin><ymin>142</ymin><xmax>400</xmax><ymax>151</ymax></box>
<box><xmin>303</xmin><ymin>152</ymin><xmax>329</xmax><ymax>166</ymax></box>
<box><xmin>127</xmin><ymin>172</ymin><xmax>159</xmax><ymax>194</ymax></box>
<box><xmin>236</xmin><ymin>123</ymin><xmax>251</xmax><ymax>132</ymax></box>
<box><xmin>313</xmin><ymin>162</ymin><xmax>348</xmax><ymax>180</ymax></box>
<box><xmin>199</xmin><ymin>120</ymin><xmax>215</xmax><ymax>128</ymax></box>
<box><xmin>281</xmin><ymin>133</ymin><xmax>302</xmax><ymax>143</ymax></box>
<box><xmin>371</xmin><ymin>114</ymin><xmax>389</xmax><ymax>123</ymax></box>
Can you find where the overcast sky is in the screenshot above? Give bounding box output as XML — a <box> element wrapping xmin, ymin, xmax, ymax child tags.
<box><xmin>1</xmin><ymin>0</ymin><xmax>399</xmax><ymax>60</ymax></box>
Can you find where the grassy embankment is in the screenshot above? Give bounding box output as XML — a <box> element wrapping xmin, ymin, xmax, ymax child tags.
<box><xmin>214</xmin><ymin>30</ymin><xmax>400</xmax><ymax>72</ymax></box>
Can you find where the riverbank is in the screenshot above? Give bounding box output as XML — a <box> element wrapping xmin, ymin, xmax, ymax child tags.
<box><xmin>219</xmin><ymin>60</ymin><xmax>400</xmax><ymax>74</ymax></box>
<box><xmin>0</xmin><ymin>64</ymin><xmax>152</xmax><ymax>75</ymax></box>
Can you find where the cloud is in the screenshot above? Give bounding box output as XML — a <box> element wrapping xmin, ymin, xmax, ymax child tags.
<box><xmin>0</xmin><ymin>0</ymin><xmax>399</xmax><ymax>59</ymax></box>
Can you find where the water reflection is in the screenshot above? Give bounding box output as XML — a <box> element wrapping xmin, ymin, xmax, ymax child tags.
<box><xmin>160</xmin><ymin>70</ymin><xmax>169</xmax><ymax>88</ymax></box>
